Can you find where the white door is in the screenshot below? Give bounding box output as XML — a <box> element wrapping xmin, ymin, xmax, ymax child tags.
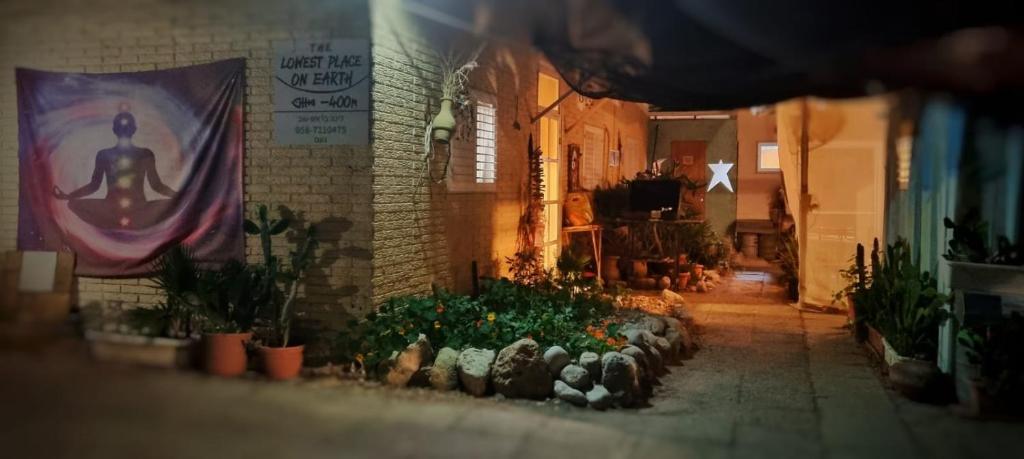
<box><xmin>538</xmin><ymin>73</ymin><xmax>562</xmax><ymax>269</ymax></box>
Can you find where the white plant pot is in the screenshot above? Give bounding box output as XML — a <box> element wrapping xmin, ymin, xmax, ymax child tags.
<box><xmin>85</xmin><ymin>330</ymin><xmax>197</xmax><ymax>369</ymax></box>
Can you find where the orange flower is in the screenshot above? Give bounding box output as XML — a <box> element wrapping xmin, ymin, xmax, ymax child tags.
<box><xmin>436</xmin><ymin>304</ymin><xmax>445</xmax><ymax>314</ymax></box>
<box><xmin>606</xmin><ymin>337</ymin><xmax>615</xmax><ymax>345</ymax></box>
<box><xmin>487</xmin><ymin>312</ymin><xmax>496</xmax><ymax>322</ymax></box>
<box><xmin>398</xmin><ymin>327</ymin><xmax>406</xmax><ymax>336</ymax></box>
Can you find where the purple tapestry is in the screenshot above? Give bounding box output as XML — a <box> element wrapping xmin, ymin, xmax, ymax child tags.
<box><xmin>16</xmin><ymin>59</ymin><xmax>245</xmax><ymax>277</ymax></box>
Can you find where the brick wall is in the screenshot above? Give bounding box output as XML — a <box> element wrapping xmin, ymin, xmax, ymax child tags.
<box><xmin>0</xmin><ymin>0</ymin><xmax>374</xmax><ymax>329</ymax></box>
<box><xmin>370</xmin><ymin>0</ymin><xmax>648</xmax><ymax>299</ymax></box>
<box><xmin>1</xmin><ymin>0</ymin><xmax>651</xmax><ymax>330</ymax></box>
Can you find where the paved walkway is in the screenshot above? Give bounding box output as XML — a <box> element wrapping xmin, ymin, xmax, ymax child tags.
<box><xmin>1</xmin><ymin>287</ymin><xmax>1021</xmax><ymax>458</ymax></box>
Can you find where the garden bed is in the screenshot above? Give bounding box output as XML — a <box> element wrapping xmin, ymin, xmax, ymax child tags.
<box><xmin>333</xmin><ymin>278</ymin><xmax>700</xmax><ymax>410</ymax></box>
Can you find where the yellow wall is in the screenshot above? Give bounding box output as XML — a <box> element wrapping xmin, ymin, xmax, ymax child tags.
<box><xmin>736</xmin><ymin>110</ymin><xmax>781</xmax><ymax>220</ymax></box>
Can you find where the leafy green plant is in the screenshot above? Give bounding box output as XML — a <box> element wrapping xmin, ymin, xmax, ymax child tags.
<box><xmin>272</xmin><ymin>225</ymin><xmax>318</xmax><ymax>347</ymax></box>
<box><xmin>944</xmin><ymin>212</ymin><xmax>990</xmax><ymax>263</ymax></box>
<box><xmin>241</xmin><ymin>204</ymin><xmax>320</xmax><ymax>347</ymax></box>
<box><xmin>128</xmin><ymin>245</ymin><xmax>209</xmax><ymax>338</ymax></box>
<box><xmin>957</xmin><ymin>313</ymin><xmax>1024</xmax><ymax>405</ymax></box>
<box><xmin>853</xmin><ymin>239</ymin><xmax>949</xmax><ymax>360</ymax></box>
<box><xmin>943</xmin><ymin>212</ymin><xmax>1023</xmax><ymax>266</ymax></box>
<box><xmin>204</xmin><ymin>260</ymin><xmax>266</xmax><ymax>333</ymax></box>
<box><xmin>336</xmin><ymin>270</ymin><xmax>620</xmax><ymax>374</ymax></box>
<box><xmin>557</xmin><ymin>244</ymin><xmax>596</xmax><ymax>292</ymax></box>
<box><xmin>834</xmin><ymin>243</ymin><xmax>868</xmax><ymax>305</ymax></box>
<box><xmin>778</xmin><ymin>229</ymin><xmax>799</xmax><ymax>301</ymax></box>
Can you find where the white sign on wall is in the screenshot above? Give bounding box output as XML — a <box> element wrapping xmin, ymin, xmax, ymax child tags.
<box><xmin>273</xmin><ymin>39</ymin><xmax>370</xmax><ymax>145</ymax></box>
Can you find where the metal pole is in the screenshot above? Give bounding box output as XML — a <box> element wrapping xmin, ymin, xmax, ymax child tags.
<box><xmin>798</xmin><ymin>98</ymin><xmax>810</xmax><ymax>308</ymax></box>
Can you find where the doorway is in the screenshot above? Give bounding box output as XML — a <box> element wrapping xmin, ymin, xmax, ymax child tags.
<box><xmin>538</xmin><ymin>72</ymin><xmax>561</xmax><ymax>269</ymax></box>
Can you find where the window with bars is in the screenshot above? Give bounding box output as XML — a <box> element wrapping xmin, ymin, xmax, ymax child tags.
<box><xmin>448</xmin><ymin>91</ymin><xmax>497</xmax><ymax>192</ymax></box>
<box><xmin>474</xmin><ymin>100</ymin><xmax>496</xmax><ymax>184</ymax></box>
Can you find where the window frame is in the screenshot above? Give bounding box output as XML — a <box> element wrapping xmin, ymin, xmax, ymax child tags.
<box><xmin>447</xmin><ymin>90</ymin><xmax>498</xmax><ymax>193</ymax></box>
<box><xmin>756</xmin><ymin>141</ymin><xmax>781</xmax><ymax>173</ymax></box>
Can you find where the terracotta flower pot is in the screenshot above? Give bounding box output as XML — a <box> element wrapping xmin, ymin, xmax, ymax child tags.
<box><xmin>692</xmin><ymin>264</ymin><xmax>705</xmax><ymax>279</ymax></box>
<box><xmin>889</xmin><ymin>358</ymin><xmax>938</xmax><ymax>401</ymax></box>
<box><xmin>260</xmin><ymin>345</ymin><xmax>305</xmax><ymax>381</ymax></box>
<box><xmin>601</xmin><ymin>255</ymin><xmax>621</xmax><ymax>283</ymax></box>
<box><xmin>677</xmin><ymin>272</ymin><xmax>692</xmax><ymax>289</ymax></box>
<box><xmin>631</xmin><ymin>259</ymin><xmax>648</xmax><ymax>279</ymax></box>
<box><xmin>203</xmin><ymin>332</ymin><xmax>252</xmax><ymax>377</ymax></box>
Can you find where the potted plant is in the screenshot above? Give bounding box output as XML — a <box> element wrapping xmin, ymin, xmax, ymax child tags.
<box><xmin>200</xmin><ymin>260</ymin><xmax>269</xmax><ymax>377</ymax></box>
<box><xmin>778</xmin><ymin>231</ymin><xmax>799</xmax><ymax>302</ymax></box>
<box><xmin>85</xmin><ymin>245</ymin><xmax>204</xmax><ymax>369</ymax></box>
<box><xmin>851</xmin><ymin>238</ymin><xmax>948</xmax><ymax>399</ymax></box>
<box><xmin>431</xmin><ymin>49</ymin><xmax>480</xmax><ymax>143</ymax></box>
<box><xmin>956</xmin><ymin>313</ymin><xmax>1024</xmax><ymax>417</ymax></box>
<box><xmin>878</xmin><ymin>266</ymin><xmax>948</xmax><ymax>400</ymax></box>
<box><xmin>247</xmin><ymin>205</ymin><xmax>319</xmax><ymax>381</ymax></box>
<box><xmin>942</xmin><ymin>212</ymin><xmax>1024</xmax><ymax>407</ymax></box>
<box><xmin>835</xmin><ymin>243</ymin><xmax>869</xmax><ymax>341</ymax></box>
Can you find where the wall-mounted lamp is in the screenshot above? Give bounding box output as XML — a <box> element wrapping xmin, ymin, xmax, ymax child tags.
<box><xmin>431</xmin><ymin>98</ymin><xmax>456</xmax><ymax>143</ymax></box>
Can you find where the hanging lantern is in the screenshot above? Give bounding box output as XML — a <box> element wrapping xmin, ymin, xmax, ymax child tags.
<box><xmin>431</xmin><ymin>98</ymin><xmax>456</xmax><ymax>143</ymax></box>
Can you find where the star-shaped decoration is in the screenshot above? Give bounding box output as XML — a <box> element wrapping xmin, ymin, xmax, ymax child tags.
<box><xmin>707</xmin><ymin>160</ymin><xmax>734</xmax><ymax>192</ymax></box>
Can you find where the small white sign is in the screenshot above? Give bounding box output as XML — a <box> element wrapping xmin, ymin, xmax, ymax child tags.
<box><xmin>273</xmin><ymin>39</ymin><xmax>370</xmax><ymax>145</ymax></box>
<box><xmin>18</xmin><ymin>251</ymin><xmax>57</xmax><ymax>293</ymax></box>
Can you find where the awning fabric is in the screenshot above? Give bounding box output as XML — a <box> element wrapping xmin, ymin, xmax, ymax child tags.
<box><xmin>527</xmin><ymin>0</ymin><xmax>1024</xmax><ymax>110</ymax></box>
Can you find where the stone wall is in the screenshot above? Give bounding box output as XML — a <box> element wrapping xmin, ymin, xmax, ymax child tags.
<box><xmin>0</xmin><ymin>0</ymin><xmax>374</xmax><ymax>330</ymax></box>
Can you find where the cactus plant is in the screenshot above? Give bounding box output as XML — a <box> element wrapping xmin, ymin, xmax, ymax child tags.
<box><xmin>243</xmin><ymin>204</ymin><xmax>319</xmax><ymax>348</ymax></box>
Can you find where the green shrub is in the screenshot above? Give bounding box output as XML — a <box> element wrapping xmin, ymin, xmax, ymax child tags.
<box><xmin>843</xmin><ymin>239</ymin><xmax>949</xmax><ymax>360</ymax></box>
<box><xmin>336</xmin><ymin>276</ymin><xmax>622</xmax><ymax>373</ymax></box>
<box><xmin>958</xmin><ymin>313</ymin><xmax>1024</xmax><ymax>404</ymax></box>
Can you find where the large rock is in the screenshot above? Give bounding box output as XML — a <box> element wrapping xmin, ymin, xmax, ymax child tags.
<box><xmin>663</xmin><ymin>329</ymin><xmax>683</xmax><ymax>363</ymax></box>
<box><xmin>543</xmin><ymin>345</ymin><xmax>571</xmax><ymax>375</ymax></box>
<box><xmin>661</xmin><ymin>288</ymin><xmax>686</xmax><ymax>305</ymax></box>
<box><xmin>409</xmin><ymin>366</ymin><xmax>431</xmax><ymax>387</ymax></box>
<box><xmin>559</xmin><ymin>364</ymin><xmax>592</xmax><ymax>392</ymax></box>
<box><xmin>429</xmin><ymin>347</ymin><xmax>460</xmax><ymax>391</ymax></box>
<box><xmin>638</xmin><ymin>316</ymin><xmax>667</xmax><ymax>336</ymax></box>
<box><xmin>383</xmin><ymin>334</ymin><xmax>433</xmax><ymax>387</ymax></box>
<box><xmin>493</xmin><ymin>339</ymin><xmax>553</xmax><ymax>400</ymax></box>
<box><xmin>653</xmin><ymin>336</ymin><xmax>672</xmax><ymax>357</ymax></box>
<box><xmin>579</xmin><ymin>352</ymin><xmax>601</xmax><ymax>382</ymax></box>
<box><xmin>667</xmin><ymin>325</ymin><xmax>696</xmax><ymax>359</ymax></box>
<box><xmin>601</xmin><ymin>351</ymin><xmax>643</xmax><ymax>407</ymax></box>
<box><xmin>620</xmin><ymin>345</ymin><xmax>655</xmax><ymax>397</ymax></box>
<box><xmin>586</xmin><ymin>384</ymin><xmax>613</xmax><ymax>410</ymax></box>
<box><xmin>554</xmin><ymin>380</ymin><xmax>587</xmax><ymax>406</ymax></box>
<box><xmin>674</xmin><ymin>308</ymin><xmax>695</xmax><ymax>328</ymax></box>
<box><xmin>457</xmin><ymin>348</ymin><xmax>495</xmax><ymax>396</ymax></box>
<box><xmin>662</xmin><ymin>316</ymin><xmax>684</xmax><ymax>334</ymax></box>
<box><xmin>622</xmin><ymin>328</ymin><xmax>659</xmax><ymax>351</ymax></box>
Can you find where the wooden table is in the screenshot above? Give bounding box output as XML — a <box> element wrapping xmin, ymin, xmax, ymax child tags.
<box><xmin>561</xmin><ymin>224</ymin><xmax>603</xmax><ymax>281</ymax></box>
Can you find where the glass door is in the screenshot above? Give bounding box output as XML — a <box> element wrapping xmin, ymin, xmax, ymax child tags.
<box><xmin>538</xmin><ymin>72</ymin><xmax>562</xmax><ymax>269</ymax></box>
